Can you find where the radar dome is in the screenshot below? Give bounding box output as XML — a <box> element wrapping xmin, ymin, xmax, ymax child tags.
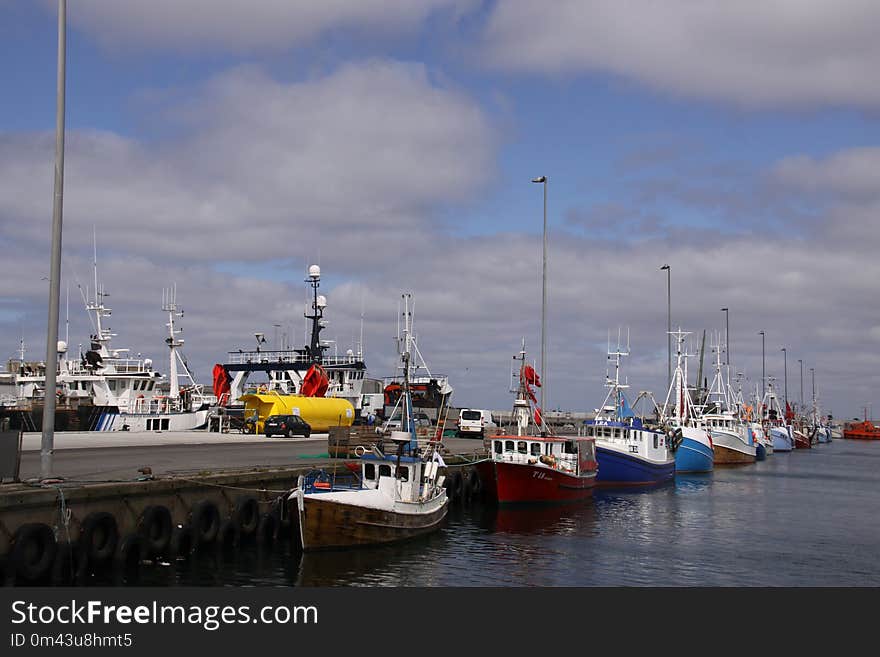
<box><xmin>316</xmin><ymin>295</ymin><xmax>327</xmax><ymax>308</ymax></box>
<box><xmin>308</xmin><ymin>264</ymin><xmax>321</xmax><ymax>279</ymax></box>
<box><xmin>144</xmin><ymin>358</ymin><xmax>153</xmax><ymax>368</ymax></box>
<box><xmin>57</xmin><ymin>340</ymin><xmax>67</xmax><ymax>353</ymax></box>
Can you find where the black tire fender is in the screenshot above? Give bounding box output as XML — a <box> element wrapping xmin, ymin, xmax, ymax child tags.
<box><xmin>11</xmin><ymin>523</ymin><xmax>57</xmax><ymax>582</ymax></box>
<box><xmin>233</xmin><ymin>496</ymin><xmax>260</xmax><ymax>537</ymax></box>
<box><xmin>189</xmin><ymin>500</ymin><xmax>221</xmax><ymax>545</ymax></box>
<box><xmin>170</xmin><ymin>524</ymin><xmax>195</xmax><ymax>559</ymax></box>
<box><xmin>256</xmin><ymin>513</ymin><xmax>277</xmax><ymax>545</ymax></box>
<box><xmin>138</xmin><ymin>505</ymin><xmax>172</xmax><ymax>556</ymax></box>
<box><xmin>114</xmin><ymin>533</ymin><xmax>145</xmax><ymax>575</ymax></box>
<box><xmin>79</xmin><ymin>512</ymin><xmax>118</xmax><ymax>565</ymax></box>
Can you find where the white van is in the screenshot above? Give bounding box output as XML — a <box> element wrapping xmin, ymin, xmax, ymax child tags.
<box><xmin>458</xmin><ymin>409</ymin><xmax>494</xmax><ymax>438</ymax></box>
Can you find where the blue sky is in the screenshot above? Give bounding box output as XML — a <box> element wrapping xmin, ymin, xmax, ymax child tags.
<box><xmin>1</xmin><ymin>1</ymin><xmax>878</xmax><ymax>419</ymax></box>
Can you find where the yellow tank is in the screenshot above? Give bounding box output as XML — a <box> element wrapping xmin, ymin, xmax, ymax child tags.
<box><xmin>240</xmin><ymin>393</ymin><xmax>354</xmax><ymax>433</ymax></box>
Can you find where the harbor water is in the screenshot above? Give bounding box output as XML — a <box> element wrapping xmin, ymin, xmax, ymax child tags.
<box><xmin>138</xmin><ymin>441</ymin><xmax>879</xmax><ymax>587</ymax></box>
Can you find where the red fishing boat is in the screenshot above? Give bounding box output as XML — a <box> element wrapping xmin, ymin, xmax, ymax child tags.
<box><xmin>475</xmin><ymin>345</ymin><xmax>598</xmax><ymax>504</ymax></box>
<box><xmin>844</xmin><ymin>421</ymin><xmax>880</xmax><ymax>440</ymax></box>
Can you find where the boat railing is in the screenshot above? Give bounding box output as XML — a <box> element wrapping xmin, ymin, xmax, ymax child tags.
<box><xmin>225</xmin><ymin>350</ymin><xmax>362</xmax><ymax>367</ymax></box>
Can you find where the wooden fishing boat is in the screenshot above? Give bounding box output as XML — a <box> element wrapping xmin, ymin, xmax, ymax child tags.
<box><xmin>288</xmin><ymin>294</ymin><xmax>448</xmax><ymax>551</ymax></box>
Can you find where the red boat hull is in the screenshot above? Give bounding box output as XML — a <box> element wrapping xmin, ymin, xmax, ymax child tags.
<box><xmin>844</xmin><ymin>422</ymin><xmax>880</xmax><ymax>440</ymax></box>
<box><xmin>794</xmin><ymin>434</ymin><xmax>811</xmax><ymax>449</ymax></box>
<box><xmin>475</xmin><ymin>459</ymin><xmax>596</xmax><ymax>504</ymax></box>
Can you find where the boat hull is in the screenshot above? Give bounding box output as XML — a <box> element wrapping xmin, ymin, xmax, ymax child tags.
<box><xmin>710</xmin><ymin>430</ymin><xmax>756</xmax><ymax>465</ymax></box>
<box><xmin>793</xmin><ymin>431</ymin><xmax>811</xmax><ymax>449</ymax></box>
<box><xmin>296</xmin><ymin>495</ymin><xmax>447</xmax><ymax>551</ymax></box>
<box><xmin>475</xmin><ymin>459</ymin><xmax>596</xmax><ymax>504</ymax></box>
<box><xmin>595</xmin><ymin>446</ymin><xmax>675</xmax><ymax>486</ymax></box>
<box><xmin>770</xmin><ymin>427</ymin><xmax>794</xmax><ymax>452</ymax></box>
<box><xmin>755</xmin><ymin>442</ymin><xmax>767</xmax><ymax>461</ymax></box>
<box><xmin>675</xmin><ymin>435</ymin><xmax>714</xmax><ymax>474</ymax></box>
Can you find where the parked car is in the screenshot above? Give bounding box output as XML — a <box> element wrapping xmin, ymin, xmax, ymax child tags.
<box><xmin>264</xmin><ymin>414</ymin><xmax>311</xmax><ymax>438</ymax></box>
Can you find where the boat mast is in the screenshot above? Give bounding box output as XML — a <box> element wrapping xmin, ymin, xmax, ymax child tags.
<box><xmin>398</xmin><ymin>294</ymin><xmax>417</xmax><ymax>450</ymax></box>
<box><xmin>162</xmin><ymin>285</ymin><xmax>184</xmax><ymax>398</ymax></box>
<box><xmin>305</xmin><ymin>265</ymin><xmax>326</xmax><ymax>364</ymax></box>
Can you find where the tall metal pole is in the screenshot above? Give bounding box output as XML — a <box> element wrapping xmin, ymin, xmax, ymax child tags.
<box><xmin>661</xmin><ymin>265</ymin><xmax>670</xmax><ymax>389</ymax></box>
<box><xmin>40</xmin><ymin>0</ymin><xmax>67</xmax><ymax>479</ymax></box>
<box><xmin>798</xmin><ymin>359</ymin><xmax>804</xmax><ymax>411</ymax></box>
<box><xmin>532</xmin><ymin>176</ymin><xmax>548</xmax><ymax>433</ymax></box>
<box><xmin>758</xmin><ymin>331</ymin><xmax>765</xmax><ymax>400</ymax></box>
<box><xmin>721</xmin><ymin>308</ymin><xmax>729</xmax><ymax>366</ymax></box>
<box><xmin>781</xmin><ymin>347</ymin><xmax>788</xmax><ymax>410</ymax></box>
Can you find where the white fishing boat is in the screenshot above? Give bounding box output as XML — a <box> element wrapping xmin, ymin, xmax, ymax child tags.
<box><xmin>287</xmin><ymin>294</ymin><xmax>448</xmax><ymax>550</ymax></box>
<box><xmin>699</xmin><ymin>337</ymin><xmax>756</xmax><ymax>465</ymax></box>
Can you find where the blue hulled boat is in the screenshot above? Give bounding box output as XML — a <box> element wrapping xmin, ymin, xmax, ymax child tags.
<box><xmin>660</xmin><ymin>329</ymin><xmax>714</xmax><ymax>474</ymax></box>
<box><xmin>584</xmin><ymin>338</ymin><xmax>676</xmax><ymax>487</ymax></box>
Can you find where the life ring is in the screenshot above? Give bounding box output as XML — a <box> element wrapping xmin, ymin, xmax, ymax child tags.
<box><xmin>79</xmin><ymin>512</ymin><xmax>118</xmax><ymax>566</ymax></box>
<box><xmin>256</xmin><ymin>513</ymin><xmax>277</xmax><ymax>546</ymax></box>
<box><xmin>189</xmin><ymin>500</ymin><xmax>221</xmax><ymax>545</ymax></box>
<box><xmin>11</xmin><ymin>523</ymin><xmax>57</xmax><ymax>582</ymax></box>
<box><xmin>354</xmin><ymin>445</ymin><xmax>366</xmax><ymax>457</ymax></box>
<box><xmin>138</xmin><ymin>505</ymin><xmax>172</xmax><ymax>556</ymax></box>
<box><xmin>232</xmin><ymin>496</ymin><xmax>260</xmax><ymax>537</ymax></box>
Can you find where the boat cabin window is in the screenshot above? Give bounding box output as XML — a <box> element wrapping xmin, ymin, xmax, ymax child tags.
<box><xmin>493</xmin><ymin>441</ymin><xmax>503</xmax><ymax>454</ymax></box>
<box><xmin>613</xmin><ymin>428</ymin><xmax>620</xmax><ymax>438</ymax></box>
<box><xmin>109</xmin><ymin>380</ymin><xmax>117</xmax><ymax>391</ymax></box>
<box><xmin>654</xmin><ymin>434</ymin><xmax>659</xmax><ymax>449</ymax></box>
<box><xmin>517</xmin><ymin>441</ymin><xmax>527</xmax><ymax>454</ymax></box>
<box><xmin>363</xmin><ymin>463</ymin><xmax>376</xmax><ymax>480</ymax></box>
<box><xmin>505</xmin><ymin>440</ymin><xmax>515</xmax><ymax>452</ymax></box>
<box><xmin>397</xmin><ymin>466</ymin><xmax>409</xmax><ymax>482</ymax></box>
<box><xmin>378</xmin><ymin>464</ymin><xmax>392</xmax><ymax>478</ymax></box>
<box><xmin>564</xmin><ymin>441</ymin><xmax>576</xmax><ymax>454</ymax></box>
<box><xmin>603</xmin><ymin>427</ymin><xmax>612</xmax><ymax>438</ymax></box>
<box><xmin>530</xmin><ymin>443</ymin><xmax>541</xmax><ymax>456</ymax></box>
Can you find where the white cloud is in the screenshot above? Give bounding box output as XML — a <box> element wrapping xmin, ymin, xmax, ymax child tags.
<box><xmin>774</xmin><ymin>147</ymin><xmax>880</xmax><ymax>199</ymax></box>
<box><xmin>61</xmin><ymin>0</ymin><xmax>476</xmax><ymax>51</ymax></box>
<box><xmin>0</xmin><ymin>60</ymin><xmax>496</xmax><ymax>266</ymax></box>
<box><xmin>481</xmin><ymin>0</ymin><xmax>880</xmax><ymax>108</ymax></box>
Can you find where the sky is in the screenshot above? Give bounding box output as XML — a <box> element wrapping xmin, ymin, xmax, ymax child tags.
<box><xmin>0</xmin><ymin>0</ymin><xmax>878</xmax><ymax>420</ymax></box>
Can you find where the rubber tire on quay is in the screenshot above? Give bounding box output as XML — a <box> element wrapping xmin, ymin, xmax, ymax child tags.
<box><xmin>217</xmin><ymin>519</ymin><xmax>240</xmax><ymax>552</ymax></box>
<box><xmin>79</xmin><ymin>512</ymin><xmax>118</xmax><ymax>566</ymax></box>
<box><xmin>256</xmin><ymin>513</ymin><xmax>277</xmax><ymax>546</ymax></box>
<box><xmin>189</xmin><ymin>500</ymin><xmax>221</xmax><ymax>546</ymax></box>
<box><xmin>50</xmin><ymin>541</ymin><xmax>78</xmax><ymax>586</ymax></box>
<box><xmin>114</xmin><ymin>533</ymin><xmax>145</xmax><ymax>581</ymax></box>
<box><xmin>467</xmin><ymin>469</ymin><xmax>483</xmax><ymax>500</ymax></box>
<box><xmin>138</xmin><ymin>505</ymin><xmax>172</xmax><ymax>557</ymax></box>
<box><xmin>448</xmin><ymin>470</ymin><xmax>463</xmax><ymax>503</ymax></box>
<box><xmin>170</xmin><ymin>525</ymin><xmax>195</xmax><ymax>559</ymax></box>
<box><xmin>271</xmin><ymin>498</ymin><xmax>292</xmax><ymax>533</ymax></box>
<box><xmin>233</xmin><ymin>496</ymin><xmax>260</xmax><ymax>537</ymax></box>
<box><xmin>11</xmin><ymin>523</ymin><xmax>57</xmax><ymax>582</ymax></box>
<box><xmin>304</xmin><ymin>430</ymin><xmax>310</xmax><ymax>438</ymax></box>
<box><xmin>461</xmin><ymin>470</ymin><xmax>474</xmax><ymax>503</ymax></box>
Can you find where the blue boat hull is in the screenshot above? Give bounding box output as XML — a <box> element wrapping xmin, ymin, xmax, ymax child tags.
<box><xmin>675</xmin><ymin>437</ymin><xmax>714</xmax><ymax>473</ymax></box>
<box><xmin>755</xmin><ymin>442</ymin><xmax>767</xmax><ymax>461</ymax></box>
<box><xmin>596</xmin><ymin>446</ymin><xmax>676</xmax><ymax>486</ymax></box>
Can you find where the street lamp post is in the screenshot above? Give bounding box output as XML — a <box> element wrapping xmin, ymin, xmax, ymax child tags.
<box><xmin>798</xmin><ymin>359</ymin><xmax>804</xmax><ymax>412</ymax></box>
<box><xmin>532</xmin><ymin>175</ymin><xmax>548</xmax><ymax>433</ymax></box>
<box><xmin>758</xmin><ymin>331</ymin><xmax>765</xmax><ymax>400</ymax></box>
<box><xmin>661</xmin><ymin>265</ymin><xmax>670</xmax><ymax>389</ymax></box>
<box><xmin>40</xmin><ymin>0</ymin><xmax>68</xmax><ymax>479</ymax></box>
<box><xmin>721</xmin><ymin>308</ymin><xmax>729</xmax><ymax>367</ymax></box>
<box><xmin>781</xmin><ymin>347</ymin><xmax>788</xmax><ymax>410</ymax></box>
